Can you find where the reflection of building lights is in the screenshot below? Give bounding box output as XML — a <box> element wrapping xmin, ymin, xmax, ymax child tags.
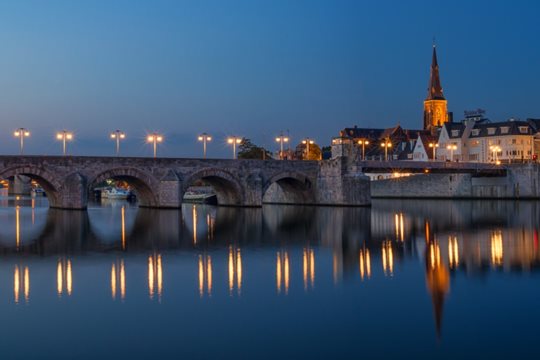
<box><xmin>429</xmin><ymin>241</ymin><xmax>441</xmax><ymax>269</ymax></box>
<box><xmin>359</xmin><ymin>249</ymin><xmax>371</xmax><ymax>280</ymax></box>
<box><xmin>303</xmin><ymin>248</ymin><xmax>315</xmax><ymax>291</ymax></box>
<box><xmin>111</xmin><ymin>260</ymin><xmax>126</xmax><ymax>301</ymax></box>
<box><xmin>198</xmin><ymin>254</ymin><xmax>213</xmax><ymax>297</ymax></box>
<box><xmin>148</xmin><ymin>253</ymin><xmax>163</xmax><ymax>301</ymax></box>
<box><xmin>382</xmin><ymin>241</ymin><xmax>394</xmax><ymax>276</ymax></box>
<box><xmin>491</xmin><ymin>231</ymin><xmax>504</xmax><ymax>266</ymax></box>
<box><xmin>228</xmin><ymin>246</ymin><xmax>242</xmax><ymax>296</ymax></box>
<box><xmin>448</xmin><ymin>236</ymin><xmax>459</xmax><ymax>269</ymax></box>
<box><xmin>57</xmin><ymin>258</ymin><xmax>73</xmax><ymax>297</ymax></box>
<box><xmin>14</xmin><ymin>265</ymin><xmax>30</xmax><ymax>304</ymax></box>
<box><xmin>394</xmin><ymin>213</ymin><xmax>405</xmax><ymax>242</ymax></box>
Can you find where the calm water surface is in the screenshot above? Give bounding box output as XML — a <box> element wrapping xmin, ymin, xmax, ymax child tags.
<box><xmin>1</xmin><ymin>191</ymin><xmax>539</xmax><ymax>359</ymax></box>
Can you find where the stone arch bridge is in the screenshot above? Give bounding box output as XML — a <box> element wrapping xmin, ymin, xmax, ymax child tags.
<box><xmin>0</xmin><ymin>156</ymin><xmax>370</xmax><ymax>209</ymax></box>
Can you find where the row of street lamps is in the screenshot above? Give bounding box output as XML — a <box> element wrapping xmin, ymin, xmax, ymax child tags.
<box><xmin>10</xmin><ymin>128</ymin><xmax>317</xmax><ymax>160</ymax></box>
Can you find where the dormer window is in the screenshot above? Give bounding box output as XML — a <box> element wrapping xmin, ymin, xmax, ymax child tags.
<box><xmin>472</xmin><ymin>129</ymin><xmax>480</xmax><ymax>136</ymax></box>
<box><xmin>487</xmin><ymin>128</ymin><xmax>496</xmax><ymax>135</ymax></box>
<box><xmin>519</xmin><ymin>126</ymin><xmax>529</xmax><ymax>134</ymax></box>
<box><xmin>451</xmin><ymin>130</ymin><xmax>459</xmax><ymax>137</ymax></box>
<box><xmin>500</xmin><ymin>126</ymin><xmax>510</xmax><ymax>134</ymax></box>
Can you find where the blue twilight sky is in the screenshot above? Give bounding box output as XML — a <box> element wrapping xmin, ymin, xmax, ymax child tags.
<box><xmin>0</xmin><ymin>0</ymin><xmax>539</xmax><ymax>158</ymax></box>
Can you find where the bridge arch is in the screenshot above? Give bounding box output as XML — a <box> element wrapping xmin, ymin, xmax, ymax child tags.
<box><xmin>0</xmin><ymin>165</ymin><xmax>63</xmax><ymax>207</ymax></box>
<box><xmin>262</xmin><ymin>171</ymin><xmax>315</xmax><ymax>204</ymax></box>
<box><xmin>183</xmin><ymin>168</ymin><xmax>243</xmax><ymax>206</ymax></box>
<box><xmin>88</xmin><ymin>167</ymin><xmax>159</xmax><ymax>207</ymax></box>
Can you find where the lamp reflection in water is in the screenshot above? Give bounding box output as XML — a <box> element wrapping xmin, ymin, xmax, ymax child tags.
<box><xmin>198</xmin><ymin>254</ymin><xmax>213</xmax><ymax>297</ymax></box>
<box><xmin>382</xmin><ymin>241</ymin><xmax>394</xmax><ymax>276</ymax></box>
<box><xmin>192</xmin><ymin>206</ymin><xmax>197</xmax><ymax>244</ymax></box>
<box><xmin>276</xmin><ymin>250</ymin><xmax>290</xmax><ymax>294</ymax></box>
<box><xmin>148</xmin><ymin>253</ymin><xmax>163</xmax><ymax>301</ymax></box>
<box><xmin>15</xmin><ymin>205</ymin><xmax>21</xmax><ymax>249</ymax></box>
<box><xmin>303</xmin><ymin>248</ymin><xmax>315</xmax><ymax>291</ymax></box>
<box><xmin>111</xmin><ymin>259</ymin><xmax>126</xmax><ymax>301</ymax></box>
<box><xmin>448</xmin><ymin>236</ymin><xmax>459</xmax><ymax>269</ymax></box>
<box><xmin>57</xmin><ymin>258</ymin><xmax>73</xmax><ymax>297</ymax></box>
<box><xmin>359</xmin><ymin>248</ymin><xmax>371</xmax><ymax>280</ymax></box>
<box><xmin>491</xmin><ymin>230</ymin><xmax>504</xmax><ymax>266</ymax></box>
<box><xmin>121</xmin><ymin>206</ymin><xmax>126</xmax><ymax>250</ymax></box>
<box><xmin>394</xmin><ymin>213</ymin><xmax>405</xmax><ymax>242</ymax></box>
<box><xmin>228</xmin><ymin>246</ymin><xmax>242</xmax><ymax>296</ymax></box>
<box><xmin>14</xmin><ymin>265</ymin><xmax>30</xmax><ymax>304</ymax></box>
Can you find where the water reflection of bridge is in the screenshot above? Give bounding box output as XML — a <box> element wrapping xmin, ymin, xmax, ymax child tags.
<box><xmin>1</xmin><ymin>199</ymin><xmax>540</xmax><ymax>339</ymax></box>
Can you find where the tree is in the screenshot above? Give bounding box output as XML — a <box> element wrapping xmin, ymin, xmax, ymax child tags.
<box><xmin>295</xmin><ymin>142</ymin><xmax>322</xmax><ymax>160</ymax></box>
<box><xmin>238</xmin><ymin>138</ymin><xmax>273</xmax><ymax>159</ymax></box>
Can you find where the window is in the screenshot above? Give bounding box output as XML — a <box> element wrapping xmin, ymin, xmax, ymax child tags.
<box><xmin>512</xmin><ymin>139</ymin><xmax>517</xmax><ymax>144</ymax></box>
<box><xmin>500</xmin><ymin>127</ymin><xmax>510</xmax><ymax>134</ymax></box>
<box><xmin>472</xmin><ymin>129</ymin><xmax>480</xmax><ymax>136</ymax></box>
<box><xmin>451</xmin><ymin>130</ymin><xmax>459</xmax><ymax>137</ymax></box>
<box><xmin>487</xmin><ymin>128</ymin><xmax>496</xmax><ymax>135</ymax></box>
<box><xmin>519</xmin><ymin>126</ymin><xmax>529</xmax><ymax>134</ymax></box>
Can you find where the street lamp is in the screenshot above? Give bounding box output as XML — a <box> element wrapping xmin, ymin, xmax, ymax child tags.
<box><xmin>428</xmin><ymin>142</ymin><xmax>439</xmax><ymax>161</ymax></box>
<box><xmin>110</xmin><ymin>130</ymin><xmax>126</xmax><ymax>156</ymax></box>
<box><xmin>358</xmin><ymin>139</ymin><xmax>370</xmax><ymax>160</ymax></box>
<box><xmin>147</xmin><ymin>133</ymin><xmax>163</xmax><ymax>158</ymax></box>
<box><xmin>56</xmin><ymin>130</ymin><xmax>73</xmax><ymax>156</ymax></box>
<box><xmin>301</xmin><ymin>138</ymin><xmax>315</xmax><ymax>160</ymax></box>
<box><xmin>198</xmin><ymin>133</ymin><xmax>212</xmax><ymax>159</ymax></box>
<box><xmin>381</xmin><ymin>140</ymin><xmax>392</xmax><ymax>161</ymax></box>
<box><xmin>14</xmin><ymin>128</ymin><xmax>30</xmax><ymax>155</ymax></box>
<box><xmin>446</xmin><ymin>144</ymin><xmax>457</xmax><ymax>162</ymax></box>
<box><xmin>275</xmin><ymin>132</ymin><xmax>290</xmax><ymax>160</ymax></box>
<box><xmin>227</xmin><ymin>136</ymin><xmax>242</xmax><ymax>159</ymax></box>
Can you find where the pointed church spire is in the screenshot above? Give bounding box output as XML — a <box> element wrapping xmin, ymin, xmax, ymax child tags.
<box><xmin>426</xmin><ymin>45</ymin><xmax>445</xmax><ymax>100</ymax></box>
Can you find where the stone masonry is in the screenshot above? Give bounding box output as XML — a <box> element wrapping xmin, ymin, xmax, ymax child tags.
<box><xmin>0</xmin><ymin>155</ymin><xmax>371</xmax><ymax>209</ymax></box>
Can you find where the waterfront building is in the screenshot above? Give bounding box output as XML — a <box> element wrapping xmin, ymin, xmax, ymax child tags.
<box><xmin>436</xmin><ymin>112</ymin><xmax>537</xmax><ymax>163</ymax></box>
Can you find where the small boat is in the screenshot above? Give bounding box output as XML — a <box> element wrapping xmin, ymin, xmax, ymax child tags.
<box><xmin>101</xmin><ymin>187</ymin><xmax>131</xmax><ymax>200</ymax></box>
<box><xmin>31</xmin><ymin>187</ymin><xmax>46</xmax><ymax>197</ymax></box>
<box><xmin>183</xmin><ymin>191</ymin><xmax>217</xmax><ymax>204</ymax></box>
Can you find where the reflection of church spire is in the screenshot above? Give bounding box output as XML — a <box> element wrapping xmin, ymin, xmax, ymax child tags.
<box><xmin>425</xmin><ymin>241</ymin><xmax>450</xmax><ymax>340</ymax></box>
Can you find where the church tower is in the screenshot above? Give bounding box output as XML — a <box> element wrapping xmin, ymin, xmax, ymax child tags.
<box><xmin>423</xmin><ymin>45</ymin><xmax>448</xmax><ymax>130</ymax></box>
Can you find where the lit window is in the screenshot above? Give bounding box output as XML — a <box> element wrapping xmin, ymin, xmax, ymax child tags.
<box><xmin>487</xmin><ymin>128</ymin><xmax>496</xmax><ymax>135</ymax></box>
<box><xmin>500</xmin><ymin>127</ymin><xmax>509</xmax><ymax>134</ymax></box>
<box><xmin>519</xmin><ymin>126</ymin><xmax>529</xmax><ymax>134</ymax></box>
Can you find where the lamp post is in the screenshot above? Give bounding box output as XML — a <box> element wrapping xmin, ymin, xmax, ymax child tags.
<box><xmin>275</xmin><ymin>132</ymin><xmax>290</xmax><ymax>160</ymax></box>
<box><xmin>428</xmin><ymin>142</ymin><xmax>439</xmax><ymax>161</ymax></box>
<box><xmin>14</xmin><ymin>128</ymin><xmax>30</xmax><ymax>155</ymax></box>
<box><xmin>56</xmin><ymin>130</ymin><xmax>73</xmax><ymax>156</ymax></box>
<box><xmin>147</xmin><ymin>133</ymin><xmax>163</xmax><ymax>158</ymax></box>
<box><xmin>198</xmin><ymin>133</ymin><xmax>212</xmax><ymax>159</ymax></box>
<box><xmin>446</xmin><ymin>144</ymin><xmax>457</xmax><ymax>162</ymax></box>
<box><xmin>301</xmin><ymin>138</ymin><xmax>315</xmax><ymax>160</ymax></box>
<box><xmin>227</xmin><ymin>136</ymin><xmax>242</xmax><ymax>159</ymax></box>
<box><xmin>381</xmin><ymin>140</ymin><xmax>392</xmax><ymax>161</ymax></box>
<box><xmin>110</xmin><ymin>130</ymin><xmax>126</xmax><ymax>156</ymax></box>
<box><xmin>358</xmin><ymin>139</ymin><xmax>369</xmax><ymax>160</ymax></box>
